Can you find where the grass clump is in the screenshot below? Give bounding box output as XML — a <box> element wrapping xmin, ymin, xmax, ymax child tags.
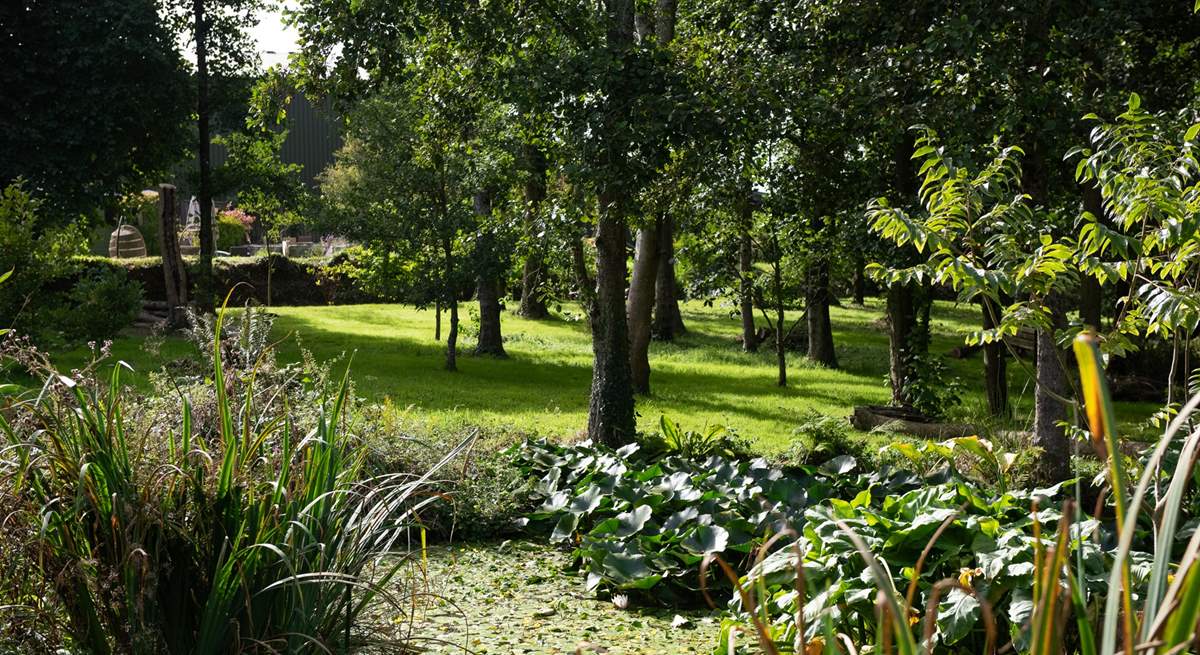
<box><xmin>0</xmin><ymin>305</ymin><xmax>469</xmax><ymax>653</ymax></box>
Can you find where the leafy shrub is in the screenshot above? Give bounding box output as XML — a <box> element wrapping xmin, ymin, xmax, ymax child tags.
<box><xmin>48</xmin><ymin>265</ymin><xmax>143</xmax><ymax>346</ymax></box>
<box><xmin>894</xmin><ymin>351</ymin><xmax>964</xmax><ymax>418</ymax></box>
<box><xmin>0</xmin><ymin>181</ymin><xmax>87</xmax><ymax>333</ymax></box>
<box><xmin>360</xmin><ymin>410</ymin><xmax>535</xmax><ymax>541</ymax></box>
<box><xmin>183</xmin><ymin>301</ymin><xmax>276</xmax><ymax>370</ymax></box>
<box><xmin>719</xmin><ymin>335</ymin><xmax>1195</xmax><ymax>655</ymax></box>
<box><xmin>638</xmin><ymin>415</ymin><xmax>753</xmax><ymax>460</ymax></box>
<box><xmin>323</xmin><ymin>245</ymin><xmax>423</xmax><ymax>302</ymax></box>
<box><xmin>513</xmin><ymin>439</ymin><xmax>919</xmax><ymax>602</ymax></box>
<box><xmin>717</xmin><ymin>479</ymin><xmax>1131</xmax><ymax>654</ymax></box>
<box><xmin>776</xmin><ymin>410</ymin><xmax>860</xmax><ymax>467</ymax></box>
<box><xmin>0</xmin><ymin>309</ymin><xmax>468</xmax><ymax>652</ymax></box>
<box><xmin>216</xmin><ymin>209</ymin><xmax>250</xmax><ymax>250</ymax></box>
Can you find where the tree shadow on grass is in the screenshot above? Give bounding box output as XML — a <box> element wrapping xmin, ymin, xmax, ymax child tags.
<box><xmin>270</xmin><ymin>309</ymin><xmax>891</xmax><ymax>434</ymax></box>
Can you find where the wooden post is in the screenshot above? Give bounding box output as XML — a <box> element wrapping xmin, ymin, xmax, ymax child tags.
<box><xmin>158</xmin><ymin>184</ymin><xmax>188</xmax><ymax>328</ymax></box>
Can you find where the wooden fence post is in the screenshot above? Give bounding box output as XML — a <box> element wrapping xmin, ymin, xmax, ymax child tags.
<box><xmin>158</xmin><ymin>184</ymin><xmax>188</xmax><ymax>328</ymax></box>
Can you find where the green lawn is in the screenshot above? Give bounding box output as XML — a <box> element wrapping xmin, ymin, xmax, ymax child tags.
<box><xmin>36</xmin><ymin>298</ymin><xmax>1156</xmax><ymax>453</ymax></box>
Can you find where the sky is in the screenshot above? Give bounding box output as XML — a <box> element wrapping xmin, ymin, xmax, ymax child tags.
<box><xmin>250</xmin><ymin>2</ymin><xmax>300</xmax><ymax>69</ymax></box>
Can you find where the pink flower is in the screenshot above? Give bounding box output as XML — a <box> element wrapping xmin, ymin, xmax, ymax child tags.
<box><xmin>220</xmin><ymin>208</ymin><xmax>256</xmax><ymax>228</ymax></box>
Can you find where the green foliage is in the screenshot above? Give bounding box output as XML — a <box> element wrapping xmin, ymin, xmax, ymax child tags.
<box><xmin>776</xmin><ymin>411</ymin><xmax>861</xmax><ymax>468</ymax></box>
<box><xmin>514</xmin><ymin>438</ymin><xmax>912</xmax><ymax>600</ymax></box>
<box><xmin>894</xmin><ymin>351</ymin><xmax>964</xmax><ymax>419</ymax></box>
<box><xmin>0</xmin><ymin>308</ymin><xmax>470</xmax><ymax>652</ymax></box>
<box><xmin>360</xmin><ymin>414</ymin><xmax>535</xmax><ymax>541</ymax></box>
<box><xmin>321</xmin><ymin>246</ymin><xmax>424</xmax><ymax>303</ymax></box>
<box><xmin>48</xmin><ymin>266</ymin><xmax>143</xmax><ymax>347</ymax></box>
<box><xmin>1069</xmin><ymin>98</ymin><xmax>1200</xmax><ymax>344</ymax></box>
<box><xmin>638</xmin><ymin>415</ymin><xmax>752</xmax><ymax>460</ymax></box>
<box><xmin>214</xmin><ymin>129</ymin><xmax>310</xmax><ymax>238</ymax></box>
<box><xmin>0</xmin><ymin>0</ymin><xmax>191</xmax><ymax>217</ymax></box>
<box><xmin>0</xmin><ymin>182</ymin><xmax>89</xmax><ymax>335</ymax></box>
<box><xmin>868</xmin><ymin>128</ymin><xmax>1068</xmax><ymax>344</ymax></box>
<box><xmin>890</xmin><ymin>435</ymin><xmax>1026</xmax><ymax>493</ymax></box>
<box><xmin>721</xmin><ymin>478</ymin><xmax>1125</xmax><ymax>654</ymax></box>
<box><xmin>215</xmin><ymin>209</ymin><xmax>250</xmax><ymax>251</ymax></box>
<box><xmin>0</xmin><ymin>269</ymin><xmax>9</xmax><ymax>337</ymax></box>
<box><xmin>785</xmin><ymin>335</ymin><xmax>1200</xmax><ymax>655</ymax></box>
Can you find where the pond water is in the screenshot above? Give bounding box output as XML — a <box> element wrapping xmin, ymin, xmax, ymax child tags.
<box><xmin>398</xmin><ymin>541</ymin><xmax>720</xmax><ymax>654</ymax></box>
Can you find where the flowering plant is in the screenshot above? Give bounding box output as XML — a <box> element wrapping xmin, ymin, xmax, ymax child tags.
<box><xmin>219</xmin><ymin>207</ymin><xmax>256</xmax><ymax>229</ymax></box>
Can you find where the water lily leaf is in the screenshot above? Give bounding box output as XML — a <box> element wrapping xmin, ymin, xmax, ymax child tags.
<box><xmin>604</xmin><ymin>551</ymin><xmax>652</xmax><ymax>582</ymax></box>
<box><xmin>537</xmin><ymin>467</ymin><xmax>562</xmax><ymax>495</ymax></box>
<box><xmin>538</xmin><ymin>490</ymin><xmax>570</xmax><ymax>514</ymax></box>
<box><xmin>551</xmin><ymin>513</ymin><xmax>579</xmax><ymax>542</ymax></box>
<box><xmin>620</xmin><ymin>573</ymin><xmax>663</xmax><ymax>590</ymax></box>
<box><xmin>615</xmin><ymin>504</ymin><xmax>653</xmax><ymax>538</ymax></box>
<box><xmin>569</xmin><ymin>485</ymin><xmax>603</xmax><ymax>515</ymax></box>
<box><xmin>616</xmin><ymin>442</ymin><xmax>640</xmax><ymax>458</ymax></box>
<box><xmin>682</xmin><ymin>525</ymin><xmax>729</xmax><ymax>554</ymax></box>
<box><xmin>662</xmin><ymin>506</ymin><xmax>698</xmax><ymax>533</ymax></box>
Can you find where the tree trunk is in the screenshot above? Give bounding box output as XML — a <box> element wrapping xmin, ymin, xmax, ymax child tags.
<box><xmin>738</xmin><ymin>226</ymin><xmax>757</xmax><ymax>352</ymax></box>
<box><xmin>193</xmin><ymin>0</ymin><xmax>214</xmax><ymax>312</ymax></box>
<box><xmin>443</xmin><ymin>236</ymin><xmax>458</xmax><ymax>371</ymax></box>
<box><xmin>446</xmin><ymin>298</ymin><xmax>459</xmax><ymax>371</ymax></box>
<box><xmin>571</xmin><ymin>230</ymin><xmax>595</xmax><ymax>318</ymax></box>
<box><xmin>1080</xmin><ymin>183</ymin><xmax>1105</xmax><ymax>330</ymax></box>
<box><xmin>627</xmin><ymin>220</ymin><xmax>659</xmax><ymax>394</ymax></box>
<box><xmin>157</xmin><ymin>183</ymin><xmax>188</xmax><ymax>329</ymax></box>
<box><xmin>1034</xmin><ymin>295</ymin><xmax>1070</xmax><ymax>481</ymax></box>
<box><xmin>773</xmin><ymin>254</ymin><xmax>786</xmax><ymax>387</ymax></box>
<box><xmin>474</xmin><ymin>190</ymin><xmax>506</xmax><ymax>357</ymax></box>
<box><xmin>476</xmin><ymin>276</ymin><xmax>505</xmax><ymax>357</ymax></box>
<box><xmin>519</xmin><ymin>142</ymin><xmax>549</xmax><ymax>319</ymax></box>
<box><xmin>587</xmin><ymin>0</ymin><xmax>637</xmax><ymax>447</ymax></box>
<box><xmin>981</xmin><ymin>297</ymin><xmax>1009</xmax><ymax>417</ymax></box>
<box><xmin>887</xmin><ymin>282</ymin><xmax>916</xmax><ymax>406</ymax></box>
<box><xmin>651</xmin><ymin>213</ymin><xmax>686</xmax><ymax>340</ymax></box>
<box><xmin>655</xmin><ymin>0</ymin><xmax>676</xmax><ymax>41</ymax></box>
<box><xmin>805</xmin><ymin>258</ymin><xmax>838</xmax><ymax>368</ymax></box>
<box><xmin>1079</xmin><ymin>276</ymin><xmax>1102</xmax><ymax>331</ymax></box>
<box><xmin>434</xmin><ymin>301</ymin><xmax>441</xmax><ymax>341</ymax></box>
<box><xmin>852</xmin><ymin>251</ymin><xmax>866</xmax><ymax>306</ymax></box>
<box><xmin>588</xmin><ymin>192</ymin><xmax>637</xmax><ymax>446</ymax></box>
<box><xmin>519</xmin><ymin>257</ymin><xmax>548</xmax><ymax>318</ymax></box>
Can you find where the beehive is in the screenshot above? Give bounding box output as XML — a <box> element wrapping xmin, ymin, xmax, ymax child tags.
<box><xmin>108</xmin><ymin>225</ymin><xmax>147</xmax><ymax>258</ymax></box>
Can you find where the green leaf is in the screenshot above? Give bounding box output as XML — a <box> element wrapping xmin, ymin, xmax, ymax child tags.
<box><xmin>682</xmin><ymin>525</ymin><xmax>729</xmax><ymax>554</ymax></box>
<box><xmin>614</xmin><ymin>505</ymin><xmax>653</xmax><ymax>538</ymax></box>
<box><xmin>603</xmin><ymin>552</ymin><xmax>652</xmax><ymax>582</ymax></box>
<box><xmin>1128</xmin><ymin>92</ymin><xmax>1141</xmax><ymax>112</ymax></box>
<box><xmin>912</xmin><ymin>145</ymin><xmax>936</xmax><ymax>159</ymax></box>
<box><xmin>1185</xmin><ymin>123</ymin><xmax>1200</xmax><ymax>143</ymax></box>
<box><xmin>551</xmin><ymin>513</ymin><xmax>579</xmax><ymax>542</ymax></box>
<box><xmin>569</xmin><ymin>485</ymin><xmax>604</xmax><ymax>515</ymax></box>
<box><xmin>937</xmin><ymin>589</ymin><xmax>981</xmax><ymax>645</ymax></box>
<box><xmin>820</xmin><ymin>455</ymin><xmax>857</xmax><ymax>475</ymax></box>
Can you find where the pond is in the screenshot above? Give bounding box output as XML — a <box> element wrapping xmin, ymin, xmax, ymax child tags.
<box><xmin>401</xmin><ymin>541</ymin><xmax>720</xmax><ymax>654</ymax></box>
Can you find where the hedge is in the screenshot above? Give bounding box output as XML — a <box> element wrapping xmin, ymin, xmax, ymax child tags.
<box><xmin>73</xmin><ymin>254</ymin><xmax>381</xmax><ymax>306</ymax></box>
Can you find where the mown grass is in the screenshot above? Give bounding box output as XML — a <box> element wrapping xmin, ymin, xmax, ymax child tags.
<box><xmin>37</xmin><ymin>298</ymin><xmax>1156</xmax><ymax>453</ymax></box>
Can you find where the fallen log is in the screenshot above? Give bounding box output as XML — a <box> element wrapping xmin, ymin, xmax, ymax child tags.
<box><xmin>850</xmin><ymin>405</ymin><xmax>977</xmax><ymax>439</ymax></box>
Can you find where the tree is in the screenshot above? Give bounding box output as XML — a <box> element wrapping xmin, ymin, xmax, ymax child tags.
<box><xmin>1071</xmin><ymin>98</ymin><xmax>1200</xmax><ymax>400</ymax></box>
<box><xmin>164</xmin><ymin>0</ymin><xmax>265</xmax><ymax>312</ymax></box>
<box><xmin>0</xmin><ymin>0</ymin><xmax>191</xmax><ymax>219</ymax></box>
<box><xmin>869</xmin><ymin>129</ymin><xmax>1076</xmax><ymax>480</ymax></box>
<box><xmin>318</xmin><ymin>30</ymin><xmax>514</xmax><ymax>371</ymax></box>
